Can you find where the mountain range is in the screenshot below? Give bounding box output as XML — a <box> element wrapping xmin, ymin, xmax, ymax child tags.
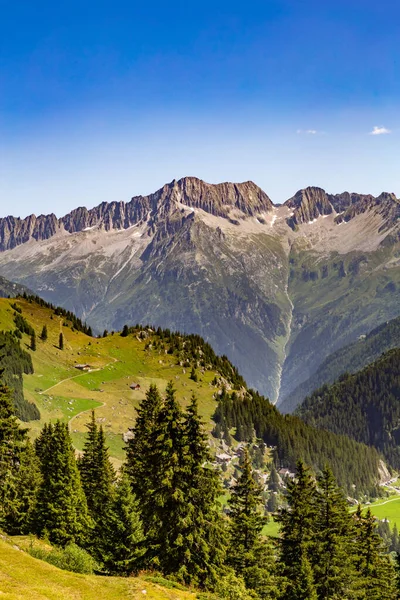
<box><xmin>0</xmin><ymin>176</ymin><xmax>399</xmax><ymax>405</ymax></box>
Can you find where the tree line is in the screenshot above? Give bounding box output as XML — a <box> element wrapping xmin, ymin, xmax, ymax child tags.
<box><xmin>296</xmin><ymin>349</ymin><xmax>400</xmax><ymax>469</ymax></box>
<box><xmin>17</xmin><ymin>293</ymin><xmax>93</xmax><ymax>336</ymax></box>
<box><xmin>0</xmin><ymin>333</ymin><xmax>38</xmax><ymax>421</ymax></box>
<box><xmin>1</xmin><ymin>375</ymin><xmax>399</xmax><ymax>599</ymax></box>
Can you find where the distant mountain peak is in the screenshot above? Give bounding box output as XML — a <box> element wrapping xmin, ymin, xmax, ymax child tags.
<box><xmin>283</xmin><ymin>186</ymin><xmax>399</xmax><ymax>230</ymax></box>
<box><xmin>0</xmin><ymin>177</ymin><xmax>273</xmax><ymax>252</ymax></box>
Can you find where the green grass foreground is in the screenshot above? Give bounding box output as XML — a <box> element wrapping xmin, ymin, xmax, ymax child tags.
<box><xmin>0</xmin><ymin>537</ymin><xmax>197</xmax><ymax>600</ymax></box>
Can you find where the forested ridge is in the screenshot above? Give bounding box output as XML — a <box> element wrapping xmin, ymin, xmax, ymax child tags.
<box><xmin>214</xmin><ymin>388</ymin><xmax>382</xmax><ymax>495</ymax></box>
<box><xmin>281</xmin><ymin>314</ymin><xmax>400</xmax><ymax>413</ymax></box>
<box><xmin>296</xmin><ymin>349</ymin><xmax>400</xmax><ymax>469</ymax></box>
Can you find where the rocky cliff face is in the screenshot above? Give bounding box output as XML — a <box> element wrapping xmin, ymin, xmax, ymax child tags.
<box><xmin>0</xmin><ymin>178</ymin><xmax>273</xmax><ymax>251</ymax></box>
<box><xmin>0</xmin><ymin>177</ymin><xmax>399</xmax><ymax>406</ymax></box>
<box><xmin>284</xmin><ymin>186</ymin><xmax>399</xmax><ymax>230</ymax></box>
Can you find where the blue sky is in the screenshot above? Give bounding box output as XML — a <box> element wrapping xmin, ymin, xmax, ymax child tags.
<box><xmin>1</xmin><ymin>0</ymin><xmax>399</xmax><ymax>217</ymax></box>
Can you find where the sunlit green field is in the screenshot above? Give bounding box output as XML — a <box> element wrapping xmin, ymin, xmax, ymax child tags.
<box><xmin>0</xmin><ymin>537</ymin><xmax>196</xmax><ymax>600</ymax></box>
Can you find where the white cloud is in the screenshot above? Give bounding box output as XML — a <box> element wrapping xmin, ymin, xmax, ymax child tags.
<box><xmin>369</xmin><ymin>126</ymin><xmax>391</xmax><ymax>135</ymax></box>
<box><xmin>297</xmin><ymin>129</ymin><xmax>319</xmax><ymax>135</ymax></box>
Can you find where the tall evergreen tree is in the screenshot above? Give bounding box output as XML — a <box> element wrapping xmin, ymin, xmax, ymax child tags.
<box><xmin>40</xmin><ymin>325</ymin><xmax>48</xmax><ymax>341</ymax></box>
<box><xmin>101</xmin><ymin>472</ymin><xmax>144</xmax><ymax>575</ymax></box>
<box><xmin>313</xmin><ymin>466</ymin><xmax>355</xmax><ymax>599</ymax></box>
<box><xmin>59</xmin><ymin>332</ymin><xmax>64</xmax><ymax>350</ymax></box>
<box><xmin>30</xmin><ymin>332</ymin><xmax>36</xmax><ymax>351</ymax></box>
<box><xmin>276</xmin><ymin>460</ymin><xmax>318</xmax><ymax>600</ymax></box>
<box><xmin>177</xmin><ymin>394</ymin><xmax>226</xmax><ymax>588</ymax></box>
<box><xmin>268</xmin><ymin>463</ymin><xmax>280</xmax><ymax>493</ymax></box>
<box><xmin>143</xmin><ymin>382</ymin><xmax>186</xmax><ymax>569</ymax></box>
<box><xmin>352</xmin><ymin>506</ymin><xmax>396</xmax><ymax>600</ymax></box>
<box><xmin>125</xmin><ymin>383</ymin><xmax>163</xmax><ymax>519</ymax></box>
<box><xmin>0</xmin><ymin>371</ymin><xmax>39</xmax><ymax>533</ymax></box>
<box><xmin>78</xmin><ymin>412</ymin><xmax>115</xmax><ymax>560</ymax></box>
<box><xmin>34</xmin><ymin>421</ymin><xmax>92</xmax><ymax>547</ymax></box>
<box><xmin>227</xmin><ymin>448</ymin><xmax>277</xmax><ymax>599</ymax></box>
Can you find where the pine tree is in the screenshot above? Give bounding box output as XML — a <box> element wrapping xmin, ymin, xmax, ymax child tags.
<box><xmin>34</xmin><ymin>421</ymin><xmax>92</xmax><ymax>547</ymax></box>
<box><xmin>391</xmin><ymin>524</ymin><xmax>400</xmax><ymax>553</ymax></box>
<box><xmin>312</xmin><ymin>466</ymin><xmax>355</xmax><ymax>599</ymax></box>
<box><xmin>276</xmin><ymin>460</ymin><xmax>318</xmax><ymax>600</ymax></box>
<box><xmin>352</xmin><ymin>506</ymin><xmax>396</xmax><ymax>599</ymax></box>
<box><xmin>30</xmin><ymin>332</ymin><xmax>36</xmax><ymax>351</ymax></box>
<box><xmin>78</xmin><ymin>412</ymin><xmax>115</xmax><ymax>561</ymax></box>
<box><xmin>101</xmin><ymin>472</ymin><xmax>144</xmax><ymax>575</ymax></box>
<box><xmin>190</xmin><ymin>366</ymin><xmax>198</xmax><ymax>382</ymax></box>
<box><xmin>121</xmin><ymin>325</ymin><xmax>129</xmax><ymax>337</ymax></box>
<box><xmin>40</xmin><ymin>325</ymin><xmax>48</xmax><ymax>341</ymax></box>
<box><xmin>227</xmin><ymin>448</ymin><xmax>277</xmax><ymax>598</ymax></box>
<box><xmin>268</xmin><ymin>463</ymin><xmax>280</xmax><ymax>492</ymax></box>
<box><xmin>176</xmin><ymin>394</ymin><xmax>226</xmax><ymax>588</ymax></box>
<box><xmin>125</xmin><ymin>384</ymin><xmax>163</xmax><ymax>517</ymax></box>
<box><xmin>143</xmin><ymin>382</ymin><xmax>186</xmax><ymax>569</ymax></box>
<box><xmin>59</xmin><ymin>332</ymin><xmax>64</xmax><ymax>350</ymax></box>
<box><xmin>0</xmin><ymin>372</ymin><xmax>39</xmax><ymax>534</ymax></box>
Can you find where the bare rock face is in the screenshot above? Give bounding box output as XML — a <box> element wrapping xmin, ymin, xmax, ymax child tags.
<box><xmin>284</xmin><ymin>186</ymin><xmax>399</xmax><ymax>231</ymax></box>
<box><xmin>285</xmin><ymin>187</ymin><xmax>333</xmax><ymax>229</ymax></box>
<box><xmin>0</xmin><ymin>177</ymin><xmax>273</xmax><ymax>251</ymax></box>
<box><xmin>334</xmin><ymin>192</ymin><xmax>400</xmax><ymax>229</ymax></box>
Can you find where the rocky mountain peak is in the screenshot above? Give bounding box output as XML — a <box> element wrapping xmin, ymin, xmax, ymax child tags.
<box><xmin>0</xmin><ymin>177</ymin><xmax>274</xmax><ymax>252</ymax></box>
<box><xmin>170</xmin><ymin>177</ymin><xmax>274</xmax><ymax>217</ymax></box>
<box><xmin>284</xmin><ymin>187</ymin><xmax>333</xmax><ymax>229</ymax></box>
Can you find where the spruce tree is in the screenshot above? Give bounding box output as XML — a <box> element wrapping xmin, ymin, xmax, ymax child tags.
<box><xmin>34</xmin><ymin>421</ymin><xmax>92</xmax><ymax>547</ymax></box>
<box><xmin>121</xmin><ymin>325</ymin><xmax>129</xmax><ymax>337</ymax></box>
<box><xmin>101</xmin><ymin>472</ymin><xmax>144</xmax><ymax>575</ymax></box>
<box><xmin>78</xmin><ymin>412</ymin><xmax>115</xmax><ymax>560</ymax></box>
<box><xmin>143</xmin><ymin>382</ymin><xmax>186</xmax><ymax>569</ymax></box>
<box><xmin>391</xmin><ymin>524</ymin><xmax>400</xmax><ymax>553</ymax></box>
<box><xmin>30</xmin><ymin>332</ymin><xmax>36</xmax><ymax>351</ymax></box>
<box><xmin>227</xmin><ymin>448</ymin><xmax>277</xmax><ymax>598</ymax></box>
<box><xmin>276</xmin><ymin>460</ymin><xmax>318</xmax><ymax>600</ymax></box>
<box><xmin>352</xmin><ymin>506</ymin><xmax>396</xmax><ymax>599</ymax></box>
<box><xmin>59</xmin><ymin>332</ymin><xmax>64</xmax><ymax>350</ymax></box>
<box><xmin>125</xmin><ymin>383</ymin><xmax>163</xmax><ymax>517</ymax></box>
<box><xmin>177</xmin><ymin>394</ymin><xmax>226</xmax><ymax>588</ymax></box>
<box><xmin>79</xmin><ymin>411</ymin><xmax>115</xmax><ymax>515</ymax></box>
<box><xmin>0</xmin><ymin>372</ymin><xmax>39</xmax><ymax>534</ymax></box>
<box><xmin>313</xmin><ymin>466</ymin><xmax>355</xmax><ymax>599</ymax></box>
<box><xmin>268</xmin><ymin>463</ymin><xmax>280</xmax><ymax>493</ymax></box>
<box><xmin>40</xmin><ymin>325</ymin><xmax>48</xmax><ymax>341</ymax></box>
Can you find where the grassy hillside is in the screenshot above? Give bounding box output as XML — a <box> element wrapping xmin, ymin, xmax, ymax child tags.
<box><xmin>0</xmin><ymin>536</ymin><xmax>197</xmax><ymax>600</ymax></box>
<box><xmin>280</xmin><ymin>312</ymin><xmax>400</xmax><ymax>413</ymax></box>
<box><xmin>0</xmin><ymin>297</ymin><xmax>224</xmax><ymax>466</ymax></box>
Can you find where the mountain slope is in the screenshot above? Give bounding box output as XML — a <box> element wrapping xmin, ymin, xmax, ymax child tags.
<box><xmin>0</xmin><ymin>295</ymin><xmax>383</xmax><ymax>494</ymax></box>
<box><xmin>280</xmin><ymin>314</ymin><xmax>400</xmax><ymax>413</ymax></box>
<box><xmin>0</xmin><ymin>178</ymin><xmax>399</xmax><ymax>403</ymax></box>
<box><xmin>0</xmin><ymin>275</ymin><xmax>31</xmax><ymax>298</ymax></box>
<box><xmin>296</xmin><ymin>349</ymin><xmax>400</xmax><ymax>468</ymax></box>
